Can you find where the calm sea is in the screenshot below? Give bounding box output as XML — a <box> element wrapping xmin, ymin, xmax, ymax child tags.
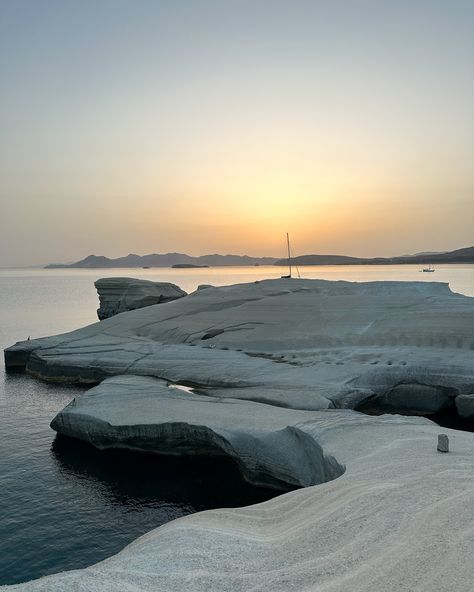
<box><xmin>1</xmin><ymin>264</ymin><xmax>473</xmax><ymax>584</ymax></box>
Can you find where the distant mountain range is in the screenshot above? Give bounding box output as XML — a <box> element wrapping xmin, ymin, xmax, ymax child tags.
<box><xmin>45</xmin><ymin>246</ymin><xmax>474</xmax><ymax>269</ymax></box>
<box><xmin>45</xmin><ymin>253</ymin><xmax>279</xmax><ymax>268</ymax></box>
<box><xmin>273</xmin><ymin>246</ymin><xmax>474</xmax><ymax>266</ymax></box>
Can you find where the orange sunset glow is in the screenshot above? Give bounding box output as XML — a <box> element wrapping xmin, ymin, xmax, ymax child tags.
<box><xmin>0</xmin><ymin>1</ymin><xmax>473</xmax><ymax>266</ymax></box>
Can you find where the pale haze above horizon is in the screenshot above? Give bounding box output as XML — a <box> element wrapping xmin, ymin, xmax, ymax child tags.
<box><xmin>0</xmin><ymin>0</ymin><xmax>473</xmax><ymax>267</ymax></box>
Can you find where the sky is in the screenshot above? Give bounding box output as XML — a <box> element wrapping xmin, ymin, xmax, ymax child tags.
<box><xmin>0</xmin><ymin>0</ymin><xmax>473</xmax><ymax>266</ymax></box>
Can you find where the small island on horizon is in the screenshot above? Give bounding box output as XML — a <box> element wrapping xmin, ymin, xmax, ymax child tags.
<box><xmin>44</xmin><ymin>245</ymin><xmax>474</xmax><ymax>269</ymax></box>
<box><xmin>171</xmin><ymin>263</ymin><xmax>210</xmax><ymax>269</ymax></box>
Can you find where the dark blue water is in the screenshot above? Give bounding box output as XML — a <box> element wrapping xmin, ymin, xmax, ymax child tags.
<box><xmin>0</xmin><ymin>271</ymin><xmax>279</xmax><ymax>585</ymax></box>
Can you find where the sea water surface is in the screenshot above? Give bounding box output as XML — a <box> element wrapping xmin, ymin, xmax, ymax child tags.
<box><xmin>1</xmin><ymin>264</ymin><xmax>473</xmax><ymax>584</ymax></box>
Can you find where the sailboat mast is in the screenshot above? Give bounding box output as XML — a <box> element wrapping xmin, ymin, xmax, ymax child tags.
<box><xmin>287</xmin><ymin>232</ymin><xmax>292</xmax><ymax>278</ymax></box>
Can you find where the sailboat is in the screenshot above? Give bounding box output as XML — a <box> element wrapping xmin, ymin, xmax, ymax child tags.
<box><xmin>281</xmin><ymin>233</ymin><xmax>292</xmax><ymax>278</ymax></box>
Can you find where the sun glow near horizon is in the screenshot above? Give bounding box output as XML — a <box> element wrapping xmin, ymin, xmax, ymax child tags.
<box><xmin>0</xmin><ymin>0</ymin><xmax>473</xmax><ymax>265</ymax></box>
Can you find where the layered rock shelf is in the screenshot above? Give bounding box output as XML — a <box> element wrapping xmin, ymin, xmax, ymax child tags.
<box><xmin>50</xmin><ymin>375</ymin><xmax>345</xmax><ymax>491</ymax></box>
<box><xmin>4</xmin><ymin>278</ymin><xmax>474</xmax><ymax>591</ymax></box>
<box><xmin>95</xmin><ymin>277</ymin><xmax>186</xmax><ymax>320</ymax></box>
<box><xmin>5</xmin><ymin>279</ymin><xmax>474</xmax><ymax>415</ymax></box>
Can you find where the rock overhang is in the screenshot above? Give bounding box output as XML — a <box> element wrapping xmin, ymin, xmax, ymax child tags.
<box><xmin>49</xmin><ymin>375</ymin><xmax>347</xmax><ymax>490</ymax></box>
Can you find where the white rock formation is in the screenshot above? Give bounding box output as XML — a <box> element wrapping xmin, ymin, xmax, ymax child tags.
<box><xmin>5</xmin><ymin>279</ymin><xmax>474</xmax><ymax>415</ymax></box>
<box><xmin>50</xmin><ymin>375</ymin><xmax>344</xmax><ymax>490</ymax></box>
<box><xmin>95</xmin><ymin>277</ymin><xmax>186</xmax><ymax>320</ymax></box>
<box><xmin>5</xmin><ymin>396</ymin><xmax>474</xmax><ymax>591</ymax></box>
<box><xmin>3</xmin><ymin>278</ymin><xmax>474</xmax><ymax>591</ymax></box>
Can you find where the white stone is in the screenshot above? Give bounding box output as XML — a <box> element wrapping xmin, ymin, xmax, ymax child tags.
<box><xmin>437</xmin><ymin>433</ymin><xmax>449</xmax><ymax>452</ymax></box>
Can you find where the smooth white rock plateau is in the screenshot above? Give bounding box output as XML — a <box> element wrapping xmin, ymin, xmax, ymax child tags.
<box><xmin>5</xmin><ymin>279</ymin><xmax>474</xmax><ymax>414</ymax></box>
<box><xmin>95</xmin><ymin>277</ymin><xmax>186</xmax><ymax>320</ymax></box>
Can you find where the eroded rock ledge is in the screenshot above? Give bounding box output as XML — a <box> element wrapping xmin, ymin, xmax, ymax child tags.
<box><xmin>6</xmin><ymin>406</ymin><xmax>474</xmax><ymax>591</ymax></box>
<box><xmin>50</xmin><ymin>375</ymin><xmax>345</xmax><ymax>490</ymax></box>
<box><xmin>5</xmin><ymin>279</ymin><xmax>474</xmax><ymax>417</ymax></box>
<box><xmin>95</xmin><ymin>277</ymin><xmax>186</xmax><ymax>320</ymax></box>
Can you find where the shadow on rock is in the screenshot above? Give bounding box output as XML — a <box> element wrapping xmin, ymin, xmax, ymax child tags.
<box><xmin>51</xmin><ymin>434</ymin><xmax>283</xmax><ymax>511</ymax></box>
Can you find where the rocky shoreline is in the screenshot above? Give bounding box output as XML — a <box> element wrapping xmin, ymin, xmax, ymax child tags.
<box><xmin>3</xmin><ymin>278</ymin><xmax>474</xmax><ymax>591</ymax></box>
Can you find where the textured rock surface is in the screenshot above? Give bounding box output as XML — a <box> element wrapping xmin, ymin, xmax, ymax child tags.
<box><xmin>4</xmin><ymin>278</ymin><xmax>474</xmax><ymax>591</ymax></box>
<box><xmin>5</xmin><ymin>410</ymin><xmax>474</xmax><ymax>591</ymax></box>
<box><xmin>356</xmin><ymin>383</ymin><xmax>455</xmax><ymax>415</ymax></box>
<box><xmin>95</xmin><ymin>277</ymin><xmax>186</xmax><ymax>320</ymax></box>
<box><xmin>50</xmin><ymin>375</ymin><xmax>344</xmax><ymax>490</ymax></box>
<box><xmin>5</xmin><ymin>279</ymin><xmax>474</xmax><ymax>415</ymax></box>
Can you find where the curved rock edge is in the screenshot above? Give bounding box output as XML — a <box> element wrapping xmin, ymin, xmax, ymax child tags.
<box><xmin>4</xmin><ymin>404</ymin><xmax>474</xmax><ymax>591</ymax></box>
<box><xmin>50</xmin><ymin>375</ymin><xmax>346</xmax><ymax>490</ymax></box>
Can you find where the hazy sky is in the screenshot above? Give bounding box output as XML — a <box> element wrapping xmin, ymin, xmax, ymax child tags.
<box><xmin>1</xmin><ymin>0</ymin><xmax>473</xmax><ymax>266</ymax></box>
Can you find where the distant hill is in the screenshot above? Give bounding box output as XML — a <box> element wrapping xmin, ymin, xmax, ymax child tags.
<box><xmin>275</xmin><ymin>254</ymin><xmax>374</xmax><ymax>266</ymax></box>
<box><xmin>274</xmin><ymin>246</ymin><xmax>474</xmax><ymax>266</ymax></box>
<box><xmin>408</xmin><ymin>251</ymin><xmax>446</xmax><ymax>257</ymax></box>
<box><xmin>45</xmin><ymin>246</ymin><xmax>474</xmax><ymax>269</ymax></box>
<box><xmin>46</xmin><ymin>253</ymin><xmax>279</xmax><ymax>268</ymax></box>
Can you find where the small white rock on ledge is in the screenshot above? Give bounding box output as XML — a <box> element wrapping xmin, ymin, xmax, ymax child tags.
<box><xmin>437</xmin><ymin>434</ymin><xmax>449</xmax><ymax>452</ymax></box>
